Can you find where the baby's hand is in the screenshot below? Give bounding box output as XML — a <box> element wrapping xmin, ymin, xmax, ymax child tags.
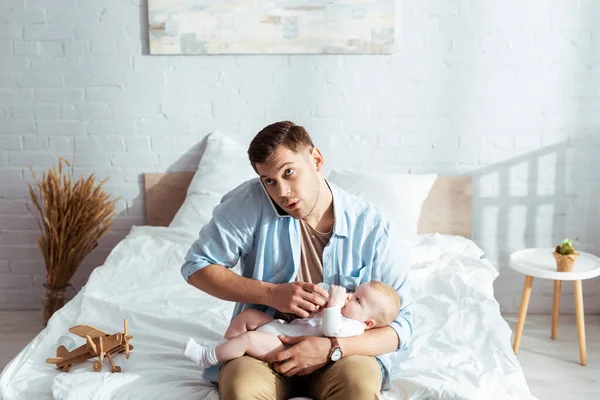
<box><xmin>327</xmin><ymin>285</ymin><xmax>347</xmax><ymax>308</ymax></box>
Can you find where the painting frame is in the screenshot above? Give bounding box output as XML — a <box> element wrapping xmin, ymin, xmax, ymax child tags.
<box><xmin>148</xmin><ymin>0</ymin><xmax>396</xmax><ymax>55</ymax></box>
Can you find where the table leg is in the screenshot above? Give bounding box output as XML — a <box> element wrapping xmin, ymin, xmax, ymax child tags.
<box><xmin>552</xmin><ymin>280</ymin><xmax>561</xmax><ymax>339</ymax></box>
<box><xmin>513</xmin><ymin>275</ymin><xmax>534</xmax><ymax>354</ymax></box>
<box><xmin>573</xmin><ymin>280</ymin><xmax>587</xmax><ymax>366</ymax></box>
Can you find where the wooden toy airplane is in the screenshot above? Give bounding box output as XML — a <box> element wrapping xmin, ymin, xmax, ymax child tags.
<box><xmin>46</xmin><ymin>319</ymin><xmax>133</xmax><ymax>373</ymax></box>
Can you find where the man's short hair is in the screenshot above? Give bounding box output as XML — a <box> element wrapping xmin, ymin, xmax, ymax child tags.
<box><xmin>368</xmin><ymin>281</ymin><xmax>402</xmax><ymax>327</ymax></box>
<box><xmin>248</xmin><ymin>121</ymin><xmax>314</xmax><ymax>172</ymax></box>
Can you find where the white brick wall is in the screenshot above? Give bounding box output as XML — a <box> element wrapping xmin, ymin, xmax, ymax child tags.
<box><xmin>1</xmin><ymin>0</ymin><xmax>599</xmax><ymax>313</ymax></box>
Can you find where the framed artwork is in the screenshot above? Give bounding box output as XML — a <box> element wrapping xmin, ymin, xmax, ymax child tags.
<box><xmin>149</xmin><ymin>0</ymin><xmax>396</xmax><ymax>55</ymax></box>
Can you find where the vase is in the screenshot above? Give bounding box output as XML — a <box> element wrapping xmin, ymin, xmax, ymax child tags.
<box><xmin>552</xmin><ymin>251</ymin><xmax>580</xmax><ymax>272</ymax></box>
<box><xmin>42</xmin><ymin>285</ymin><xmax>72</xmax><ymax>326</ymax></box>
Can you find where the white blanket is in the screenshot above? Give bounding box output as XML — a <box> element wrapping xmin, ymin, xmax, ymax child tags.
<box><xmin>0</xmin><ymin>227</ymin><xmax>536</xmax><ymax>400</ymax></box>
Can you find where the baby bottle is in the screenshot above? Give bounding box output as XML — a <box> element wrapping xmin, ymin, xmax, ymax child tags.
<box><xmin>316</xmin><ymin>282</ymin><xmax>330</xmax><ymax>301</ymax></box>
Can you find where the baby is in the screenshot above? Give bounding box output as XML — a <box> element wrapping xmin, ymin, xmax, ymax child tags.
<box><xmin>183</xmin><ymin>281</ymin><xmax>401</xmax><ymax>368</ymax></box>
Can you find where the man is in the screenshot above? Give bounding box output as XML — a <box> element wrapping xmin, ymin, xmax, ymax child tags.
<box><xmin>181</xmin><ymin>121</ymin><xmax>412</xmax><ymax>399</ymax></box>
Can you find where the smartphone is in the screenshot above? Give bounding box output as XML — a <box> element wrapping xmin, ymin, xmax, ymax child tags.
<box><xmin>259</xmin><ymin>179</ymin><xmax>291</xmax><ymax>218</ymax></box>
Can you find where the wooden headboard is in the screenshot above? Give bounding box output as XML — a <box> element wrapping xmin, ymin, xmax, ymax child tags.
<box><xmin>144</xmin><ymin>173</ymin><xmax>472</xmax><ymax>238</ymax></box>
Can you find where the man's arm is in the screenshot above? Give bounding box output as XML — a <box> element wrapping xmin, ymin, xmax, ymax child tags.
<box><xmin>181</xmin><ymin>184</ymin><xmax>256</xmax><ymax>282</ymax></box>
<box><xmin>188</xmin><ymin>265</ymin><xmax>275</xmax><ymax>305</ymax></box>
<box><xmin>329</xmin><ymin>221</ymin><xmax>412</xmax><ymax>355</ymax></box>
<box><xmin>338</xmin><ymin>326</ymin><xmax>398</xmax><ymax>356</ymax></box>
<box><xmin>379</xmin><ymin>221</ymin><xmax>413</xmax><ymax>351</ymax></box>
<box><xmin>189</xmin><ymin>265</ymin><xmax>328</xmax><ymax>317</ymax></box>
<box><xmin>181</xmin><ymin>184</ymin><xmax>274</xmax><ymax>305</ymax></box>
<box><xmin>355</xmin><ymin>220</ymin><xmax>413</xmax><ymax>353</ymax></box>
<box><xmin>268</xmin><ymin>325</ymin><xmax>398</xmax><ymax>377</ymax></box>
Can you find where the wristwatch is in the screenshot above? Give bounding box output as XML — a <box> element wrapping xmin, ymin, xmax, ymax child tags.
<box><xmin>328</xmin><ymin>337</ymin><xmax>343</xmax><ymax>362</ymax></box>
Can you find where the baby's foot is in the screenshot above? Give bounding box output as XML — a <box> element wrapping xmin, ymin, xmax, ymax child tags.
<box><xmin>183</xmin><ymin>338</ymin><xmax>205</xmax><ymax>367</ymax></box>
<box><xmin>183</xmin><ymin>338</ymin><xmax>217</xmax><ymax>368</ymax></box>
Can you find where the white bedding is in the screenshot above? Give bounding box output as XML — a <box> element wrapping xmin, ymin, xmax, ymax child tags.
<box><xmin>0</xmin><ymin>227</ymin><xmax>536</xmax><ymax>400</ymax></box>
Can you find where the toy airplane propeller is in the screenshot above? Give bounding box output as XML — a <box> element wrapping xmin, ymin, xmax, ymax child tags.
<box><xmin>46</xmin><ymin>319</ymin><xmax>133</xmax><ymax>373</ymax></box>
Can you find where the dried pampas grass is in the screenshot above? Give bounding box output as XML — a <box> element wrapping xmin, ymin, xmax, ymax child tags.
<box><xmin>27</xmin><ymin>157</ymin><xmax>119</xmax><ymax>322</ymax></box>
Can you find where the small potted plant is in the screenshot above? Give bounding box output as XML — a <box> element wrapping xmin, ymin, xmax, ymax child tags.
<box><xmin>553</xmin><ymin>239</ymin><xmax>580</xmax><ymax>272</ymax></box>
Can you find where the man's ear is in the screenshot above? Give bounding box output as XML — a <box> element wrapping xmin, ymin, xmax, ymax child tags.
<box><xmin>310</xmin><ymin>147</ymin><xmax>324</xmax><ymax>172</ymax></box>
<box><xmin>364</xmin><ymin>319</ymin><xmax>376</xmax><ymax>329</ymax></box>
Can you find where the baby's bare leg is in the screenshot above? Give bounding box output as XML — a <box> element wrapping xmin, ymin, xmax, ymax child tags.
<box><xmin>224</xmin><ymin>308</ymin><xmax>275</xmax><ymax>339</ymax></box>
<box><xmin>216</xmin><ymin>331</ymin><xmax>284</xmax><ymax>363</ymax></box>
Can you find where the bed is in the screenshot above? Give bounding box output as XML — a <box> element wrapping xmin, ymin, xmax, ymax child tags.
<box><xmin>0</xmin><ymin>133</ymin><xmax>536</xmax><ymax>400</ymax></box>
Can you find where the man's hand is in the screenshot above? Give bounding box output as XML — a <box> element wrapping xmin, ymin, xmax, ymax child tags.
<box><xmin>327</xmin><ymin>285</ymin><xmax>347</xmax><ymax>308</ymax></box>
<box><xmin>267</xmin><ymin>282</ymin><xmax>328</xmax><ymax>318</ymax></box>
<box><xmin>265</xmin><ymin>336</ymin><xmax>331</xmax><ymax>377</ymax></box>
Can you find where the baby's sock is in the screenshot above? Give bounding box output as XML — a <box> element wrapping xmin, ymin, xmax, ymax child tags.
<box><xmin>183</xmin><ymin>338</ymin><xmax>219</xmax><ymax>368</ymax></box>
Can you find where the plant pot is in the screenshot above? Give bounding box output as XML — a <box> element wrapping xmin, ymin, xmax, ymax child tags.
<box><xmin>553</xmin><ymin>251</ymin><xmax>580</xmax><ymax>272</ymax></box>
<box><xmin>42</xmin><ymin>284</ymin><xmax>73</xmax><ymax>326</ymax></box>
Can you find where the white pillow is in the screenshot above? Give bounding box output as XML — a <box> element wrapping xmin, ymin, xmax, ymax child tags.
<box><xmin>169</xmin><ymin>132</ymin><xmax>256</xmax><ymax>229</ymax></box>
<box><xmin>326</xmin><ymin>169</ymin><xmax>437</xmax><ymax>242</ymax></box>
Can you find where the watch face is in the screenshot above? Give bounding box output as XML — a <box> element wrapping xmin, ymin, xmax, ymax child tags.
<box><xmin>331</xmin><ymin>348</ymin><xmax>343</xmax><ymax>362</ymax></box>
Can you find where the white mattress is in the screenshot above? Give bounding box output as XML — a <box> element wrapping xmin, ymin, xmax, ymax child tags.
<box><xmin>0</xmin><ymin>227</ymin><xmax>536</xmax><ymax>400</ymax></box>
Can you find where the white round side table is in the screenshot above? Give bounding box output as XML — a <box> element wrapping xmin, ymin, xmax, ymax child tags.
<box><xmin>510</xmin><ymin>248</ymin><xmax>600</xmax><ymax>366</ymax></box>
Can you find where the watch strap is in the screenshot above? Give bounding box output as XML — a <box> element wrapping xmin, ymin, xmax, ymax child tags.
<box><xmin>328</xmin><ymin>337</ymin><xmax>342</xmax><ymax>362</ymax></box>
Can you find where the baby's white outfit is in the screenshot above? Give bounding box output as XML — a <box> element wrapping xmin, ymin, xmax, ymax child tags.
<box><xmin>183</xmin><ymin>307</ymin><xmax>365</xmax><ymax>368</ymax></box>
<box><xmin>183</xmin><ymin>283</ymin><xmax>365</xmax><ymax>368</ymax></box>
<box><xmin>256</xmin><ymin>307</ymin><xmax>365</xmax><ymax>338</ymax></box>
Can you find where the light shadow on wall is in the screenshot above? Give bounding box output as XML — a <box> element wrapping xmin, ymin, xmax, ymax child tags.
<box><xmin>473</xmin><ymin>137</ymin><xmax>599</xmax><ymax>313</ymax></box>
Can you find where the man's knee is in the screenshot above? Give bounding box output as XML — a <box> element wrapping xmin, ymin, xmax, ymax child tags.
<box><xmin>336</xmin><ymin>356</ymin><xmax>381</xmax><ymax>396</ymax></box>
<box><xmin>218</xmin><ymin>356</ymin><xmax>287</xmax><ymax>400</ymax></box>
<box><xmin>314</xmin><ymin>356</ymin><xmax>382</xmax><ymax>400</ymax></box>
<box><xmin>218</xmin><ymin>357</ymin><xmax>265</xmax><ymax>396</ymax></box>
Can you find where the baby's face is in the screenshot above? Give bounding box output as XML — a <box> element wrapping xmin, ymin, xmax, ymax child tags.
<box><xmin>341</xmin><ymin>284</ymin><xmax>383</xmax><ymax>327</ymax></box>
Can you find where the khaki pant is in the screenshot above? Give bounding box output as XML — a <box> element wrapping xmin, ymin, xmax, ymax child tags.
<box><xmin>218</xmin><ymin>355</ymin><xmax>382</xmax><ymax>400</ymax></box>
